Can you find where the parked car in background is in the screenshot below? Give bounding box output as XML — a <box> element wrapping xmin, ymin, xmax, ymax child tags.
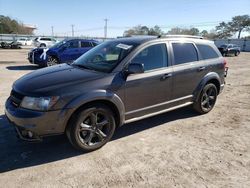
<box><xmin>0</xmin><ymin>41</ymin><xmax>22</xmax><ymax>49</ymax></box>
<box><xmin>28</xmin><ymin>38</ymin><xmax>99</xmax><ymax>67</ymax></box>
<box><xmin>218</xmin><ymin>44</ymin><xmax>240</xmax><ymax>56</ymax></box>
<box><xmin>17</xmin><ymin>38</ymin><xmax>33</xmax><ymax>46</ymax></box>
<box><xmin>33</xmin><ymin>37</ymin><xmax>58</xmax><ymax>48</ymax></box>
<box><xmin>6</xmin><ymin>36</ymin><xmax>227</xmax><ymax>152</ymax></box>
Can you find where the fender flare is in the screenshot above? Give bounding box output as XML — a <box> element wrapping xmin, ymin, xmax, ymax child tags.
<box><xmin>193</xmin><ymin>72</ymin><xmax>221</xmax><ymax>102</ymax></box>
<box><xmin>59</xmin><ymin>90</ymin><xmax>125</xmax><ymax>131</ymax></box>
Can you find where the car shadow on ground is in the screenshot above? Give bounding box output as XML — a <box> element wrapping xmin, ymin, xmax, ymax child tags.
<box><xmin>0</xmin><ymin>106</ymin><xmax>198</xmax><ymax>173</ymax></box>
<box><xmin>6</xmin><ymin>65</ymin><xmax>39</xmax><ymax>71</ymax></box>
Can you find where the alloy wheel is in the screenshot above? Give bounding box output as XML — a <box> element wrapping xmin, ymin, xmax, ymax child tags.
<box><xmin>77</xmin><ymin>111</ymin><xmax>112</xmax><ymax>146</ymax></box>
<box><xmin>201</xmin><ymin>87</ymin><xmax>216</xmax><ymax>111</ymax></box>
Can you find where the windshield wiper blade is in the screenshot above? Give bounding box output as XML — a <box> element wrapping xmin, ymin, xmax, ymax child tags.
<box><xmin>74</xmin><ymin>64</ymin><xmax>94</xmax><ymax>70</ymax></box>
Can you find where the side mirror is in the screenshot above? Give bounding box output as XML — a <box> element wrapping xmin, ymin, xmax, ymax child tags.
<box><xmin>127</xmin><ymin>63</ymin><xmax>144</xmax><ymax>74</ymax></box>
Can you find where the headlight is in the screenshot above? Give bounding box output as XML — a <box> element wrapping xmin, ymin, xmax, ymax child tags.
<box><xmin>20</xmin><ymin>96</ymin><xmax>59</xmax><ymax>111</ymax></box>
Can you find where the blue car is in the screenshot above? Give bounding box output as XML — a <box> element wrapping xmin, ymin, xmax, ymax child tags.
<box><xmin>28</xmin><ymin>39</ymin><xmax>99</xmax><ymax>67</ymax></box>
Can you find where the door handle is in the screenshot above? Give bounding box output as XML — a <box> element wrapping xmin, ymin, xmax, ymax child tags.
<box><xmin>197</xmin><ymin>66</ymin><xmax>206</xmax><ymax>72</ymax></box>
<box><xmin>161</xmin><ymin>73</ymin><xmax>172</xmax><ymax>80</ymax></box>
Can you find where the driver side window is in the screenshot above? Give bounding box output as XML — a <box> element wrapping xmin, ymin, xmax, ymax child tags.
<box><xmin>131</xmin><ymin>43</ymin><xmax>167</xmax><ymax>71</ymax></box>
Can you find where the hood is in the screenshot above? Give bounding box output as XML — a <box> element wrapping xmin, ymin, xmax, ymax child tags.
<box><xmin>13</xmin><ymin>64</ymin><xmax>104</xmax><ymax>95</ymax></box>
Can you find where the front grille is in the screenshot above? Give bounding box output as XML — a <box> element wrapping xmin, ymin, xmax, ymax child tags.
<box><xmin>10</xmin><ymin>90</ymin><xmax>24</xmax><ymax>107</ymax></box>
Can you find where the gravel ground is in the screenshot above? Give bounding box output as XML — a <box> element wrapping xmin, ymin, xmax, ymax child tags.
<box><xmin>0</xmin><ymin>49</ymin><xmax>250</xmax><ymax>188</ymax></box>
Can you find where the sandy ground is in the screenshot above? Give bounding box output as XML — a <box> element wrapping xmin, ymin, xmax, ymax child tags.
<box><xmin>0</xmin><ymin>49</ymin><xmax>249</xmax><ymax>188</ymax></box>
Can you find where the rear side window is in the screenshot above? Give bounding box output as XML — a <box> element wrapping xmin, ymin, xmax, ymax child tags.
<box><xmin>196</xmin><ymin>44</ymin><xmax>219</xmax><ymax>60</ymax></box>
<box><xmin>92</xmin><ymin>42</ymin><xmax>98</xmax><ymax>46</ymax></box>
<box><xmin>40</xmin><ymin>38</ymin><xmax>51</xmax><ymax>41</ymax></box>
<box><xmin>68</xmin><ymin>40</ymin><xmax>79</xmax><ymax>48</ymax></box>
<box><xmin>131</xmin><ymin>43</ymin><xmax>167</xmax><ymax>71</ymax></box>
<box><xmin>81</xmin><ymin>41</ymin><xmax>92</xmax><ymax>48</ymax></box>
<box><xmin>172</xmin><ymin>43</ymin><xmax>198</xmax><ymax>65</ymax></box>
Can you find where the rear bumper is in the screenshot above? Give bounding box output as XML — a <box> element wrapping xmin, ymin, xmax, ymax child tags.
<box><xmin>5</xmin><ymin>98</ymin><xmax>67</xmax><ymax>141</ymax></box>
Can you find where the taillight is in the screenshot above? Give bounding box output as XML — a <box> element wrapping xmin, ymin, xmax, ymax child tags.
<box><xmin>223</xmin><ymin>58</ymin><xmax>227</xmax><ymax>68</ymax></box>
<box><xmin>224</xmin><ymin>58</ymin><xmax>228</xmax><ymax>77</ymax></box>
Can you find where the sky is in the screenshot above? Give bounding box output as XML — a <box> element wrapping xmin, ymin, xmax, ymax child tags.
<box><xmin>0</xmin><ymin>0</ymin><xmax>249</xmax><ymax>37</ymax></box>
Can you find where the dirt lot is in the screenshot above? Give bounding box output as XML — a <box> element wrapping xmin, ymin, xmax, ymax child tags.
<box><xmin>0</xmin><ymin>49</ymin><xmax>249</xmax><ymax>188</ymax></box>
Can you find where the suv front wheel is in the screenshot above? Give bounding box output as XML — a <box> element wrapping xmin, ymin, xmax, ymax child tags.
<box><xmin>193</xmin><ymin>83</ymin><xmax>218</xmax><ymax>114</ymax></box>
<box><xmin>47</xmin><ymin>56</ymin><xmax>59</xmax><ymax>66</ymax></box>
<box><xmin>66</xmin><ymin>104</ymin><xmax>116</xmax><ymax>152</ymax></box>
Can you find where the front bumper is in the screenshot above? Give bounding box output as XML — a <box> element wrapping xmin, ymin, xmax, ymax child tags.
<box><xmin>28</xmin><ymin>51</ymin><xmax>47</xmax><ymax>67</ymax></box>
<box><xmin>5</xmin><ymin>98</ymin><xmax>66</xmax><ymax>141</ymax></box>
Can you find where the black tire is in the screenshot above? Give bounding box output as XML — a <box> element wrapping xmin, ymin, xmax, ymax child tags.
<box><xmin>193</xmin><ymin>83</ymin><xmax>218</xmax><ymax>114</ymax></box>
<box><xmin>40</xmin><ymin>43</ymin><xmax>46</xmax><ymax>48</ymax></box>
<box><xmin>235</xmin><ymin>51</ymin><xmax>240</xmax><ymax>56</ymax></box>
<box><xmin>47</xmin><ymin>56</ymin><xmax>59</xmax><ymax>66</ymax></box>
<box><xmin>66</xmin><ymin>104</ymin><xmax>116</xmax><ymax>152</ymax></box>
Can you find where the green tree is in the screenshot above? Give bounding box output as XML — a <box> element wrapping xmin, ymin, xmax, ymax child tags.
<box><xmin>167</xmin><ymin>27</ymin><xmax>200</xmax><ymax>35</ymax></box>
<box><xmin>124</xmin><ymin>25</ymin><xmax>163</xmax><ymax>36</ymax></box>
<box><xmin>0</xmin><ymin>15</ymin><xmax>33</xmax><ymax>34</ymax></box>
<box><xmin>215</xmin><ymin>21</ymin><xmax>232</xmax><ymax>39</ymax></box>
<box><xmin>229</xmin><ymin>15</ymin><xmax>250</xmax><ymax>38</ymax></box>
<box><xmin>215</xmin><ymin>15</ymin><xmax>250</xmax><ymax>39</ymax></box>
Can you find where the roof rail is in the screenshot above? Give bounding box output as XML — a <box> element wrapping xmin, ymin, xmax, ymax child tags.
<box><xmin>158</xmin><ymin>35</ymin><xmax>203</xmax><ymax>39</ymax></box>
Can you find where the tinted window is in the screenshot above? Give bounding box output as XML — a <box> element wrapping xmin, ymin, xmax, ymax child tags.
<box><xmin>67</xmin><ymin>40</ymin><xmax>79</xmax><ymax>48</ymax></box>
<box><xmin>92</xmin><ymin>42</ymin><xmax>98</xmax><ymax>46</ymax></box>
<box><xmin>41</xmin><ymin>38</ymin><xmax>51</xmax><ymax>41</ymax></box>
<box><xmin>197</xmin><ymin>44</ymin><xmax>219</xmax><ymax>60</ymax></box>
<box><xmin>131</xmin><ymin>43</ymin><xmax>167</xmax><ymax>71</ymax></box>
<box><xmin>81</xmin><ymin>41</ymin><xmax>92</xmax><ymax>48</ymax></box>
<box><xmin>172</xmin><ymin>43</ymin><xmax>198</xmax><ymax>65</ymax></box>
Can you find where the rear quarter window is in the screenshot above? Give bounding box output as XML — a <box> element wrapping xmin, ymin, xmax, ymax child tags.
<box><xmin>172</xmin><ymin>43</ymin><xmax>198</xmax><ymax>65</ymax></box>
<box><xmin>196</xmin><ymin>44</ymin><xmax>219</xmax><ymax>60</ymax></box>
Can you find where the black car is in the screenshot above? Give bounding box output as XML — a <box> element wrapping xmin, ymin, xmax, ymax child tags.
<box><xmin>0</xmin><ymin>41</ymin><xmax>22</xmax><ymax>49</ymax></box>
<box><xmin>5</xmin><ymin>36</ymin><xmax>227</xmax><ymax>152</ymax></box>
<box><xmin>218</xmin><ymin>44</ymin><xmax>240</xmax><ymax>56</ymax></box>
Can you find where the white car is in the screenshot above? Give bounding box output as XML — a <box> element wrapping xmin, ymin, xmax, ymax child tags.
<box><xmin>17</xmin><ymin>38</ymin><xmax>33</xmax><ymax>46</ymax></box>
<box><xmin>33</xmin><ymin>37</ymin><xmax>58</xmax><ymax>48</ymax></box>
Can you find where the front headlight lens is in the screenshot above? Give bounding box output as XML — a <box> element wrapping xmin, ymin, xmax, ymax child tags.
<box><xmin>20</xmin><ymin>96</ymin><xmax>59</xmax><ymax>111</ymax></box>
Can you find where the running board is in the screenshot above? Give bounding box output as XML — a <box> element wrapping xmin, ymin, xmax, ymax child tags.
<box><xmin>124</xmin><ymin>102</ymin><xmax>193</xmax><ymax>124</ymax></box>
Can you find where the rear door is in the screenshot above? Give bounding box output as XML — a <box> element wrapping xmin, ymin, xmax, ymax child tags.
<box><xmin>79</xmin><ymin>41</ymin><xmax>93</xmax><ymax>57</ymax></box>
<box><xmin>124</xmin><ymin>42</ymin><xmax>173</xmax><ymax>120</ymax></box>
<box><xmin>170</xmin><ymin>42</ymin><xmax>209</xmax><ymax>100</ymax></box>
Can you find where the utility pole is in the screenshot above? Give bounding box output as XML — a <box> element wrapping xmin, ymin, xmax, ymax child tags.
<box><xmin>71</xmin><ymin>24</ymin><xmax>75</xmax><ymax>37</ymax></box>
<box><xmin>104</xmin><ymin>18</ymin><xmax>108</xmax><ymax>39</ymax></box>
<box><xmin>51</xmin><ymin>26</ymin><xmax>54</xmax><ymax>36</ymax></box>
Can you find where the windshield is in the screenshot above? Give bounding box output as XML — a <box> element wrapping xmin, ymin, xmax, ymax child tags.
<box><xmin>220</xmin><ymin>44</ymin><xmax>228</xmax><ymax>48</ymax></box>
<box><xmin>73</xmin><ymin>40</ymin><xmax>137</xmax><ymax>73</ymax></box>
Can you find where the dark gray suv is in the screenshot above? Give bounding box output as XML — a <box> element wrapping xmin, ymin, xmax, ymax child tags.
<box><xmin>5</xmin><ymin>36</ymin><xmax>227</xmax><ymax>151</ymax></box>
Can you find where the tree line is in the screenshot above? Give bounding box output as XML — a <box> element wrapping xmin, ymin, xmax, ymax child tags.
<box><xmin>0</xmin><ymin>15</ymin><xmax>33</xmax><ymax>35</ymax></box>
<box><xmin>123</xmin><ymin>15</ymin><xmax>250</xmax><ymax>39</ymax></box>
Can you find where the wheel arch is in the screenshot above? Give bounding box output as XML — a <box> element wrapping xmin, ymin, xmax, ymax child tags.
<box><xmin>62</xmin><ymin>90</ymin><xmax>125</xmax><ymax>133</ymax></box>
<box><xmin>193</xmin><ymin>72</ymin><xmax>221</xmax><ymax>102</ymax></box>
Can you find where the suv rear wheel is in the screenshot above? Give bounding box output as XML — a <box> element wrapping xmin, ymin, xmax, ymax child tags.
<box><xmin>40</xmin><ymin>43</ymin><xmax>46</xmax><ymax>48</ymax></box>
<box><xmin>193</xmin><ymin>83</ymin><xmax>217</xmax><ymax>114</ymax></box>
<box><xmin>66</xmin><ymin>104</ymin><xmax>116</xmax><ymax>152</ymax></box>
